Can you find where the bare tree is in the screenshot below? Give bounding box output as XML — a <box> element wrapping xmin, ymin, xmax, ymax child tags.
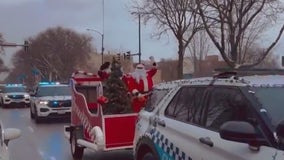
<box><xmin>0</xmin><ymin>34</ymin><xmax>9</xmax><ymax>72</ymax></box>
<box><xmin>196</xmin><ymin>0</ymin><xmax>284</xmax><ymax>68</ymax></box>
<box><xmin>158</xmin><ymin>58</ymin><xmax>178</xmax><ymax>81</ymax></box>
<box><xmin>131</xmin><ymin>0</ymin><xmax>203</xmax><ymax>79</ymax></box>
<box><xmin>186</xmin><ymin>30</ymin><xmax>210</xmax><ymax>76</ymax></box>
<box><xmin>0</xmin><ymin>33</ymin><xmax>4</xmax><ymax>54</ymax></box>
<box><xmin>244</xmin><ymin>45</ymin><xmax>280</xmax><ymax>68</ymax></box>
<box><xmin>11</xmin><ymin>26</ymin><xmax>93</xmax><ymax>82</ymax></box>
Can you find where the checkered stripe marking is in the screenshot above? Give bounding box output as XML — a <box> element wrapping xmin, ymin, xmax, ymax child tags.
<box><xmin>151</xmin><ymin>130</ymin><xmax>192</xmax><ymax>160</ymax></box>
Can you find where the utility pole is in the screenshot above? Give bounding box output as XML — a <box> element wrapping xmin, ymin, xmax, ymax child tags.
<box><xmin>138</xmin><ymin>13</ymin><xmax>141</xmax><ymax>63</ymax></box>
<box><xmin>87</xmin><ymin>28</ymin><xmax>104</xmax><ymax>65</ymax></box>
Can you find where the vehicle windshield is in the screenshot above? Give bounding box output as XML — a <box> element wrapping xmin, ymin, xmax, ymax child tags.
<box><xmin>144</xmin><ymin>89</ymin><xmax>170</xmax><ymax>111</ymax></box>
<box><xmin>4</xmin><ymin>86</ymin><xmax>26</xmax><ymax>93</ymax></box>
<box><xmin>252</xmin><ymin>87</ymin><xmax>284</xmax><ymax>128</ymax></box>
<box><xmin>37</xmin><ymin>86</ymin><xmax>71</xmax><ymax>97</ymax></box>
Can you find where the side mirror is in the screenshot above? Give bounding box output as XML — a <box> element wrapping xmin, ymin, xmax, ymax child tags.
<box><xmin>220</xmin><ymin>121</ymin><xmax>257</xmax><ymax>143</ymax></box>
<box><xmin>3</xmin><ymin>128</ymin><xmax>21</xmax><ymax>145</ymax></box>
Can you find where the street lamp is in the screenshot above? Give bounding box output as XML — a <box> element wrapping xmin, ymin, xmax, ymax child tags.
<box><xmin>86</xmin><ymin>28</ymin><xmax>104</xmax><ymax>65</ymax></box>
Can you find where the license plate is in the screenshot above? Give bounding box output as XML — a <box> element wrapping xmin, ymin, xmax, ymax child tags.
<box><xmin>13</xmin><ymin>100</ymin><xmax>22</xmax><ymax>103</ymax></box>
<box><xmin>57</xmin><ymin>110</ymin><xmax>65</xmax><ymax>114</ymax></box>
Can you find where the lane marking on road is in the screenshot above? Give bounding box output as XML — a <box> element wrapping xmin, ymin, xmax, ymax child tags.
<box><xmin>28</xmin><ymin>126</ymin><xmax>34</xmax><ymax>133</ymax></box>
<box><xmin>38</xmin><ymin>150</ymin><xmax>45</xmax><ymax>157</ymax></box>
<box><xmin>50</xmin><ymin>156</ymin><xmax>56</xmax><ymax>160</ymax></box>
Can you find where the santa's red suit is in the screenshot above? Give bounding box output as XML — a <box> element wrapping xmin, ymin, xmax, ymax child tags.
<box><xmin>122</xmin><ymin>63</ymin><xmax>157</xmax><ymax>112</ymax></box>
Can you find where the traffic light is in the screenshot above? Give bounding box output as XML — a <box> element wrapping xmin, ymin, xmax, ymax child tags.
<box><xmin>116</xmin><ymin>53</ymin><xmax>121</xmax><ymax>61</ymax></box>
<box><xmin>24</xmin><ymin>40</ymin><xmax>29</xmax><ymax>52</ymax></box>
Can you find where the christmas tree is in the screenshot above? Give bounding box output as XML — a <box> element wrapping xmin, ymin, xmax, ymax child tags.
<box><xmin>103</xmin><ymin>58</ymin><xmax>132</xmax><ymax>114</ymax></box>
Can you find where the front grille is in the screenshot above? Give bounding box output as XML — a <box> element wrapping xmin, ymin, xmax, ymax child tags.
<box><xmin>8</xmin><ymin>95</ymin><xmax>24</xmax><ymax>99</ymax></box>
<box><xmin>47</xmin><ymin>100</ymin><xmax>71</xmax><ymax>108</ymax></box>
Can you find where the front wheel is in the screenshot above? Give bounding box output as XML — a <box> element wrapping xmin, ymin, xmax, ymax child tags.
<box><xmin>30</xmin><ymin>109</ymin><xmax>35</xmax><ymax>119</ymax></box>
<box><xmin>141</xmin><ymin>152</ymin><xmax>156</xmax><ymax>160</ymax></box>
<box><xmin>34</xmin><ymin>107</ymin><xmax>42</xmax><ymax>123</ymax></box>
<box><xmin>71</xmin><ymin>131</ymin><xmax>84</xmax><ymax>160</ymax></box>
<box><xmin>135</xmin><ymin>137</ymin><xmax>159</xmax><ymax>160</ymax></box>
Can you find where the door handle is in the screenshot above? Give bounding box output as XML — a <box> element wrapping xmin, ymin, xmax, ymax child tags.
<box><xmin>199</xmin><ymin>137</ymin><xmax>214</xmax><ymax>147</ymax></box>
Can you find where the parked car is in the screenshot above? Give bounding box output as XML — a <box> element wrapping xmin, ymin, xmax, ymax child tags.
<box><xmin>134</xmin><ymin>72</ymin><xmax>284</xmax><ymax>160</ymax></box>
<box><xmin>30</xmin><ymin>82</ymin><xmax>72</xmax><ymax>123</ymax></box>
<box><xmin>0</xmin><ymin>84</ymin><xmax>30</xmax><ymax>108</ymax></box>
<box><xmin>0</xmin><ymin>121</ymin><xmax>21</xmax><ymax>160</ymax></box>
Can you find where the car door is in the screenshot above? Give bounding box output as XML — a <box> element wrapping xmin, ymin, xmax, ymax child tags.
<box><xmin>197</xmin><ymin>86</ymin><xmax>282</xmax><ymax>160</ymax></box>
<box><xmin>153</xmin><ymin>86</ymin><xmax>207</xmax><ymax>160</ymax></box>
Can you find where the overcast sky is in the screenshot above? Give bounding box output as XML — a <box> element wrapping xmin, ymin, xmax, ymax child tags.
<box><xmin>1</xmin><ymin>0</ymin><xmax>284</xmax><ymax>71</ymax></box>
<box><xmin>0</xmin><ymin>0</ymin><xmax>177</xmax><ymax>69</ymax></box>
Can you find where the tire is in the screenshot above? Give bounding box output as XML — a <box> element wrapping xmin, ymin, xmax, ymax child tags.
<box><xmin>135</xmin><ymin>137</ymin><xmax>159</xmax><ymax>160</ymax></box>
<box><xmin>71</xmin><ymin>129</ymin><xmax>84</xmax><ymax>160</ymax></box>
<box><xmin>142</xmin><ymin>152</ymin><xmax>156</xmax><ymax>160</ymax></box>
<box><xmin>30</xmin><ymin>108</ymin><xmax>35</xmax><ymax>119</ymax></box>
<box><xmin>34</xmin><ymin>107</ymin><xmax>42</xmax><ymax>123</ymax></box>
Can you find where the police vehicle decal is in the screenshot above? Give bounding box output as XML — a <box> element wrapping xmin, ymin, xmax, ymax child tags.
<box><xmin>149</xmin><ymin>129</ymin><xmax>192</xmax><ymax>160</ymax></box>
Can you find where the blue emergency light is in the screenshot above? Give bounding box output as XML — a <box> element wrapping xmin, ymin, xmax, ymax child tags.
<box><xmin>6</xmin><ymin>84</ymin><xmax>23</xmax><ymax>87</ymax></box>
<box><xmin>39</xmin><ymin>82</ymin><xmax>60</xmax><ymax>85</ymax></box>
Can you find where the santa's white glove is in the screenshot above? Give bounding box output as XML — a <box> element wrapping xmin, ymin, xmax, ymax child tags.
<box><xmin>132</xmin><ymin>89</ymin><xmax>140</xmax><ymax>97</ymax></box>
<box><xmin>149</xmin><ymin>56</ymin><xmax>157</xmax><ymax>67</ymax></box>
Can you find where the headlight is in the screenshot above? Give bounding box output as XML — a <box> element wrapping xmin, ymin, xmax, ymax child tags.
<box><xmin>4</xmin><ymin>95</ymin><xmax>8</xmax><ymax>98</ymax></box>
<box><xmin>24</xmin><ymin>94</ymin><xmax>30</xmax><ymax>98</ymax></box>
<box><xmin>39</xmin><ymin>101</ymin><xmax>48</xmax><ymax>105</ymax></box>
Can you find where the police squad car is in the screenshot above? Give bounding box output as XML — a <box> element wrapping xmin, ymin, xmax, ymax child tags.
<box><xmin>0</xmin><ymin>84</ymin><xmax>30</xmax><ymax>108</ymax></box>
<box><xmin>134</xmin><ymin>71</ymin><xmax>284</xmax><ymax>160</ymax></box>
<box><xmin>30</xmin><ymin>82</ymin><xmax>72</xmax><ymax>123</ymax></box>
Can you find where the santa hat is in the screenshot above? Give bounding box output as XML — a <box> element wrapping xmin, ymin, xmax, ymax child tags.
<box><xmin>100</xmin><ymin>62</ymin><xmax>111</xmax><ymax>71</ymax></box>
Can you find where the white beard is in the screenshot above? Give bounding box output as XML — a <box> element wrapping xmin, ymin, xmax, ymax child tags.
<box><xmin>132</xmin><ymin>69</ymin><xmax>147</xmax><ymax>83</ymax></box>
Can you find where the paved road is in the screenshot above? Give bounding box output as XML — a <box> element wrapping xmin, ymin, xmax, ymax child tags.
<box><xmin>0</xmin><ymin>107</ymin><xmax>134</xmax><ymax>160</ymax></box>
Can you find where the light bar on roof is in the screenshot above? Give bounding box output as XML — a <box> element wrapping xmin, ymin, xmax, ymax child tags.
<box><xmin>6</xmin><ymin>84</ymin><xmax>23</xmax><ymax>86</ymax></box>
<box><xmin>39</xmin><ymin>82</ymin><xmax>60</xmax><ymax>85</ymax></box>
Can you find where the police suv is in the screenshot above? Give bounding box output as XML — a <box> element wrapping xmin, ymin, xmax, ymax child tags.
<box><xmin>134</xmin><ymin>71</ymin><xmax>284</xmax><ymax>160</ymax></box>
<box><xmin>0</xmin><ymin>84</ymin><xmax>30</xmax><ymax>108</ymax></box>
<box><xmin>30</xmin><ymin>82</ymin><xmax>72</xmax><ymax>123</ymax></box>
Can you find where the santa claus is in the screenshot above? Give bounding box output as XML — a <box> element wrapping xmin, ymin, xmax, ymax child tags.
<box><xmin>122</xmin><ymin>56</ymin><xmax>157</xmax><ymax>112</ymax></box>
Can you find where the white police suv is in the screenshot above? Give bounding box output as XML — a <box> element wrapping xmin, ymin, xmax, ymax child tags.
<box><xmin>134</xmin><ymin>71</ymin><xmax>284</xmax><ymax>160</ymax></box>
<box><xmin>0</xmin><ymin>84</ymin><xmax>30</xmax><ymax>108</ymax></box>
<box><xmin>30</xmin><ymin>82</ymin><xmax>72</xmax><ymax>123</ymax></box>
